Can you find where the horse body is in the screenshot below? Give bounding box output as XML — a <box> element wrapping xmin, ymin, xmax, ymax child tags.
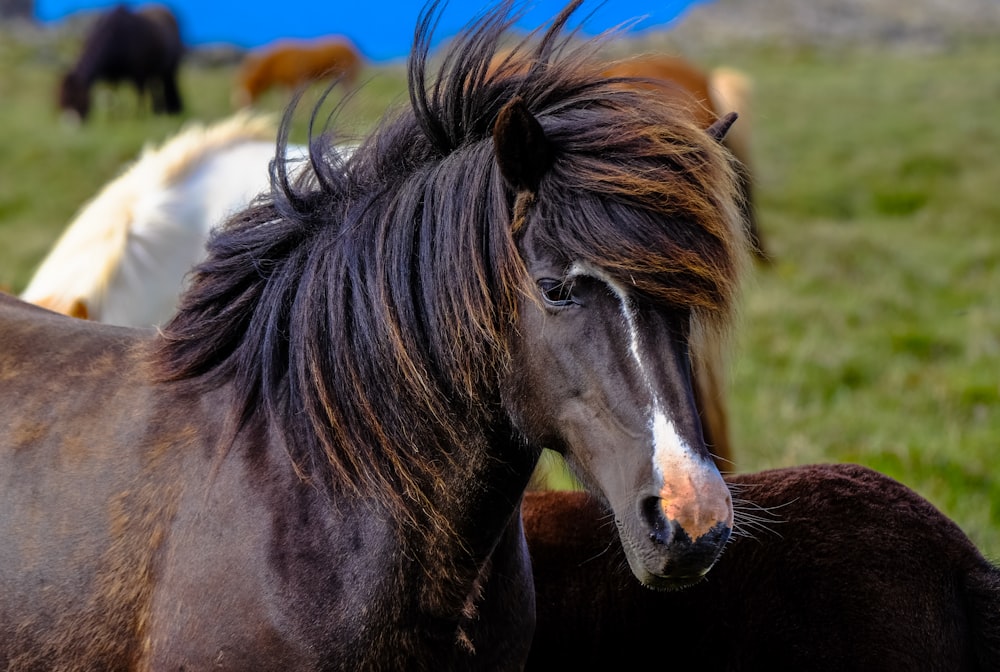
<box><xmin>524</xmin><ymin>463</ymin><xmax>1000</xmax><ymax>670</ymax></box>
<box><xmin>58</xmin><ymin>4</ymin><xmax>184</xmax><ymax>121</ymax></box>
<box><xmin>2</xmin><ymin>0</ymin><xmax>747</xmax><ymax>666</ymax></box>
<box><xmin>0</xmin><ymin>294</ymin><xmax>534</xmax><ymax>669</ymax></box>
<box><xmin>234</xmin><ymin>36</ymin><xmax>363</xmax><ymax>107</ymax></box>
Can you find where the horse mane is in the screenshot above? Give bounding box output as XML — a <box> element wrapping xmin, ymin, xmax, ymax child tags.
<box><xmin>21</xmin><ymin>111</ymin><xmax>277</xmax><ymax>318</ymax></box>
<box><xmin>156</xmin><ymin>0</ymin><xmax>748</xmax><ymax>536</ymax></box>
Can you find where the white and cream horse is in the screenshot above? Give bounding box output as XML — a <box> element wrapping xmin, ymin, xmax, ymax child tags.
<box><xmin>20</xmin><ymin>112</ymin><xmax>331</xmax><ymax>327</ymax></box>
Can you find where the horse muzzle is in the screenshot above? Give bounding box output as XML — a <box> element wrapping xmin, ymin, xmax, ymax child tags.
<box><xmin>620</xmin><ymin>470</ymin><xmax>733</xmax><ymax>591</ymax></box>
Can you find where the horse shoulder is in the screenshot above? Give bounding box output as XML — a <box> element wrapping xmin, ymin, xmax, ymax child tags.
<box><xmin>144</xmin><ymin>431</ymin><xmax>400</xmax><ymax>668</ymax></box>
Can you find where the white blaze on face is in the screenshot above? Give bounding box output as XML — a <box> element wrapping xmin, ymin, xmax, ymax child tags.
<box><xmin>569</xmin><ymin>262</ymin><xmax>728</xmax><ymax>536</ymax></box>
<box><xmin>568</xmin><ymin>262</ymin><xmax>693</xmax><ymax>472</ymax></box>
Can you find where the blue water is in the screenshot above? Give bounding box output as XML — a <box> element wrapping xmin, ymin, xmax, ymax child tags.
<box><xmin>35</xmin><ymin>0</ymin><xmax>708</xmax><ymax>62</ymax></box>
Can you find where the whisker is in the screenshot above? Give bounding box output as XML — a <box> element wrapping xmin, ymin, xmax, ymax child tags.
<box><xmin>727</xmin><ymin>482</ymin><xmax>795</xmax><ymax>541</ymax></box>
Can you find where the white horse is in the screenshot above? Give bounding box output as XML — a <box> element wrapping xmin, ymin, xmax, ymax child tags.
<box><xmin>20</xmin><ymin>112</ymin><xmax>332</xmax><ymax>327</ymax></box>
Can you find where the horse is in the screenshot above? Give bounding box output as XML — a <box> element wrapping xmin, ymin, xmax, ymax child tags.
<box><xmin>233</xmin><ymin>35</ymin><xmax>363</xmax><ymax>108</ymax></box>
<box><xmin>603</xmin><ymin>54</ymin><xmax>767</xmax><ymax>263</ymax></box>
<box><xmin>20</xmin><ymin>111</ymin><xmax>318</xmax><ymax>327</ymax></box>
<box><xmin>0</xmin><ymin>0</ymin><xmax>749</xmax><ymax>666</ymax></box>
<box><xmin>23</xmin><ymin>110</ymin><xmax>731</xmax><ymax>474</ymax></box>
<box><xmin>21</xmin><ymin>111</ymin><xmax>729</xmax><ymax>489</ymax></box>
<box><xmin>58</xmin><ymin>3</ymin><xmax>185</xmax><ymax>122</ymax></box>
<box><xmin>523</xmin><ymin>463</ymin><xmax>1000</xmax><ymax>670</ymax></box>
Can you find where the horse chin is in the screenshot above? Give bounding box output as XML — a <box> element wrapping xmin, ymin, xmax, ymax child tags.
<box><xmin>650</xmin><ymin>575</ymin><xmax>708</xmax><ymax>593</ymax></box>
<box><xmin>627</xmin><ymin>561</ymin><xmax>711</xmax><ymax>593</ymax></box>
<box><xmin>616</xmin><ymin>518</ymin><xmax>731</xmax><ymax>592</ymax></box>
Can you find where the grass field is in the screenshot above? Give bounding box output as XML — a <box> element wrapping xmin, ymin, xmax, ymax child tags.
<box><xmin>1</xmin><ymin>23</ymin><xmax>997</xmax><ymax>560</ymax></box>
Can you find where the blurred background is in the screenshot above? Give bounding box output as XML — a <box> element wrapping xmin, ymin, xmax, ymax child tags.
<box><xmin>1</xmin><ymin>0</ymin><xmax>998</xmax><ymax>559</ymax></box>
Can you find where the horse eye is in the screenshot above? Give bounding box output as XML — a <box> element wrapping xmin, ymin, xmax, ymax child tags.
<box><xmin>538</xmin><ymin>278</ymin><xmax>577</xmax><ymax>307</ymax></box>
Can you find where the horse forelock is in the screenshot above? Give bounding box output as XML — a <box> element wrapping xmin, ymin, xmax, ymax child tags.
<box><xmin>406</xmin><ymin>0</ymin><xmax>748</xmax><ymax>333</ymax></box>
<box><xmin>155</xmin><ymin>0</ymin><xmax>747</xmax><ymax>552</ymax></box>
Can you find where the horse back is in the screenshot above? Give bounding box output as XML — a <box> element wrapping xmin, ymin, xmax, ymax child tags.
<box><xmin>81</xmin><ymin>5</ymin><xmax>180</xmax><ymax>82</ymax></box>
<box><xmin>524</xmin><ymin>464</ymin><xmax>1000</xmax><ymax>670</ymax></box>
<box><xmin>603</xmin><ymin>54</ymin><xmax>718</xmax><ymax>128</ymax></box>
<box><xmin>236</xmin><ymin>38</ymin><xmax>361</xmax><ymax>106</ymax></box>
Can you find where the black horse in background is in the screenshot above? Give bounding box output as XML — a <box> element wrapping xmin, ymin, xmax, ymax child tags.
<box><xmin>58</xmin><ymin>4</ymin><xmax>184</xmax><ymax>122</ymax></box>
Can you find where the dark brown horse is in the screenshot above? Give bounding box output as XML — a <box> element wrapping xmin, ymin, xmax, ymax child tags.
<box><xmin>58</xmin><ymin>3</ymin><xmax>184</xmax><ymax>122</ymax></box>
<box><xmin>0</xmin><ymin>0</ymin><xmax>748</xmax><ymax>668</ymax></box>
<box><xmin>524</xmin><ymin>463</ymin><xmax>1000</xmax><ymax>670</ymax></box>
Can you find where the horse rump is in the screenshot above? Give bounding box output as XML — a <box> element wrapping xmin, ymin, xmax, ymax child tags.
<box><xmin>523</xmin><ymin>463</ymin><xmax>1000</xmax><ymax>670</ymax></box>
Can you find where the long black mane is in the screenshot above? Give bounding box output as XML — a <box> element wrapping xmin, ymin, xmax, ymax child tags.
<box><xmin>156</xmin><ymin>0</ymin><xmax>746</xmax><ymax>537</ymax></box>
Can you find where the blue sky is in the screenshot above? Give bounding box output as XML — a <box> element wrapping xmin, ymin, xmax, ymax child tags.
<box><xmin>35</xmin><ymin>1</ymin><xmax>708</xmax><ymax>62</ymax></box>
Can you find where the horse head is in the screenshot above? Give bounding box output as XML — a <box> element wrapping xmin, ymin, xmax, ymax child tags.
<box><xmin>491</xmin><ymin>52</ymin><xmax>746</xmax><ymax>590</ymax></box>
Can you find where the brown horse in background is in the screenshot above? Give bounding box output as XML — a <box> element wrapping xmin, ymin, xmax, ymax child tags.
<box><xmin>524</xmin><ymin>463</ymin><xmax>1000</xmax><ymax>670</ymax></box>
<box><xmin>58</xmin><ymin>3</ymin><xmax>184</xmax><ymax>122</ymax></box>
<box><xmin>233</xmin><ymin>36</ymin><xmax>363</xmax><ymax>107</ymax></box>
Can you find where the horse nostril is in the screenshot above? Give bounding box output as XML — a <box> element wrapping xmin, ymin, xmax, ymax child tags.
<box><xmin>641</xmin><ymin>495</ymin><xmax>673</xmax><ymax>545</ymax></box>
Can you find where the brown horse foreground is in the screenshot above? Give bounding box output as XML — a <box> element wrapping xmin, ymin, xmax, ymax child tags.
<box><xmin>58</xmin><ymin>3</ymin><xmax>184</xmax><ymax>122</ymax></box>
<box><xmin>0</xmin><ymin>0</ymin><xmax>748</xmax><ymax>667</ymax></box>
<box><xmin>233</xmin><ymin>35</ymin><xmax>363</xmax><ymax>108</ymax></box>
<box><xmin>524</xmin><ymin>463</ymin><xmax>1000</xmax><ymax>670</ymax></box>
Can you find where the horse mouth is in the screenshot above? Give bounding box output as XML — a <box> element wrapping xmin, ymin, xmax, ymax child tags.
<box><xmin>636</xmin><ymin>567</ymin><xmax>711</xmax><ymax>592</ymax></box>
<box><xmin>619</xmin><ymin>518</ymin><xmax>731</xmax><ymax>591</ymax></box>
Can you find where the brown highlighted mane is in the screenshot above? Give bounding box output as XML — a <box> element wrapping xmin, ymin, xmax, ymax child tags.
<box><xmin>156</xmin><ymin>0</ymin><xmax>747</xmax><ymax>543</ymax></box>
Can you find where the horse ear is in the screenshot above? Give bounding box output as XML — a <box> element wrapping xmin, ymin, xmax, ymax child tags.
<box><xmin>706</xmin><ymin>111</ymin><xmax>738</xmax><ymax>143</ymax></box>
<box><xmin>493</xmin><ymin>96</ymin><xmax>553</xmax><ymax>193</ymax></box>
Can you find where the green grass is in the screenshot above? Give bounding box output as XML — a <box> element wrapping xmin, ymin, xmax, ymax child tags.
<box><xmin>723</xmin><ymin>41</ymin><xmax>1000</xmax><ymax>560</ymax></box>
<box><xmin>1</xmin><ymin>28</ymin><xmax>997</xmax><ymax>560</ymax></box>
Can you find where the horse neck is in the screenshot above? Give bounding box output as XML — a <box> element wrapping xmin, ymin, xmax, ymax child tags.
<box><xmin>447</xmin><ymin>431</ymin><xmax>538</xmax><ymax>552</ymax></box>
<box><xmin>74</xmin><ymin>14</ymin><xmax>123</xmax><ymax>84</ymax></box>
<box><xmin>411</xmin><ymin>428</ymin><xmax>539</xmax><ymax>619</ymax></box>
